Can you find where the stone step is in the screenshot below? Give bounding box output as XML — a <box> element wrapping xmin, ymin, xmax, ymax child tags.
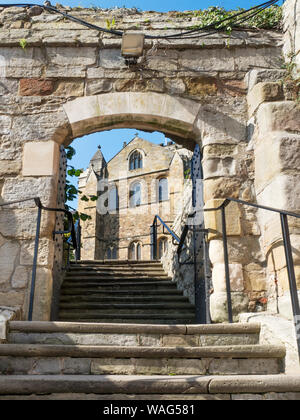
<box><xmin>58</xmin><ymin>310</ymin><xmax>196</xmax><ymax>318</ymax></box>
<box><xmin>0</xmin><ymin>344</ymin><xmax>285</xmax><ymax>376</ymax></box>
<box><xmin>64</xmin><ymin>276</ymin><xmax>170</xmax><ymax>282</ymax></box>
<box><xmin>59</xmin><ymin>295</ymin><xmax>190</xmax><ymax>303</ymax></box>
<box><xmin>71</xmin><ymin>260</ymin><xmax>163</xmax><ymax>266</ymax></box>
<box><xmin>1</xmin><ymin>375</ymin><xmax>299</xmax><ymax>400</ymax></box>
<box><xmin>57</xmin><ymin>314</ymin><xmax>196</xmax><ymax>323</ymax></box>
<box><xmin>67</xmin><ymin>268</ymin><xmax>167</xmax><ymax>274</ymax></box>
<box><xmin>61</xmin><ymin>281</ymin><xmax>177</xmax><ymax>290</ymax></box>
<box><xmin>60</xmin><ymin>289</ymin><xmax>183</xmax><ymax>296</ymax></box>
<box><xmin>7</xmin><ymin>322</ymin><xmax>260</xmax><ymax>347</ymax></box>
<box><xmin>59</xmin><ymin>302</ymin><xmax>195</xmax><ymax>310</ymax></box>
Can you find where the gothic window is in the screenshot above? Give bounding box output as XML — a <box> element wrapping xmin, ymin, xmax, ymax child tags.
<box><xmin>158</xmin><ymin>237</ymin><xmax>168</xmax><ymax>259</ymax></box>
<box><xmin>129</xmin><ymin>150</ymin><xmax>143</xmax><ymax>170</ymax></box>
<box><xmin>129</xmin><ymin>241</ymin><xmax>142</xmax><ymax>260</ymax></box>
<box><xmin>106</xmin><ymin>245</ymin><xmax>117</xmax><ymax>260</ymax></box>
<box><xmin>129</xmin><ymin>182</ymin><xmax>141</xmax><ymax>208</ymax></box>
<box><xmin>158</xmin><ymin>178</ymin><xmax>168</xmax><ymax>202</ymax></box>
<box><xmin>108</xmin><ymin>185</ymin><xmax>119</xmax><ymax>212</ymax></box>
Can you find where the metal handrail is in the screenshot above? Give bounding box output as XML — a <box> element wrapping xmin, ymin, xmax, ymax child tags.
<box><xmin>185</xmin><ymin>197</ymin><xmax>300</xmax><ymax>360</ymax></box>
<box><xmin>0</xmin><ymin>197</ymin><xmax>79</xmax><ymax>320</ymax></box>
<box><xmin>151</xmin><ymin>215</ymin><xmax>180</xmax><ymax>260</ymax></box>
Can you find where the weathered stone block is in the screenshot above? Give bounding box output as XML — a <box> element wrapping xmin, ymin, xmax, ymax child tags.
<box><xmin>0</xmin><ymin>241</ymin><xmax>19</xmax><ymax>285</ymax></box>
<box><xmin>245</xmin><ymin>69</ymin><xmax>285</xmax><ymax>92</ymax></box>
<box><xmin>0</xmin><ymin>160</ymin><xmax>22</xmax><ymax>176</ymax></box>
<box><xmin>256</xmin><ymin>101</ymin><xmax>300</xmax><ymax>135</ymax></box>
<box><xmin>0</xmin><ymin>47</ymin><xmax>45</xmax><ymax>78</ymax></box>
<box><xmin>20</xmin><ymin>238</ymin><xmax>55</xmax><ymax>267</ymax></box>
<box><xmin>85</xmin><ymin>79</ymin><xmax>113</xmax><ymax>95</ymax></box>
<box><xmin>11</xmin><ymin>266</ymin><xmax>29</xmax><ymax>289</ymax></box>
<box><xmin>0</xmin><ymin>115</ymin><xmax>11</xmax><ymax>135</ymax></box>
<box><xmin>267</xmin><ymin>235</ymin><xmax>300</xmax><ymax>272</ymax></box>
<box><xmin>247</xmin><ymin>82</ymin><xmax>283</xmax><ymax>117</ymax></box>
<box><xmin>99</xmin><ymin>49</ymin><xmax>127</xmax><ymax>70</ymax></box>
<box><xmin>212</xmin><ymin>263</ymin><xmax>244</xmax><ymax>292</ymax></box>
<box><xmin>243</xmin><ymin>263</ymin><xmax>267</xmax><ymax>292</ymax></box>
<box><xmin>19</xmin><ymin>78</ymin><xmax>54</xmax><ymax>96</ymax></box>
<box><xmin>257</xmin><ymin>174</ymin><xmax>300</xmax><ymax>217</ymax></box>
<box><xmin>0</xmin><ymin>208</ymin><xmax>55</xmax><ymax>239</ymax></box>
<box><xmin>204</xmin><ymin>199</ymin><xmax>241</xmax><ymax>240</ymax></box>
<box><xmin>185</xmin><ymin>77</ymin><xmax>218</xmax><ymax>96</ymax></box>
<box><xmin>0</xmin><ymin>321</ymin><xmax>7</xmax><ymax>342</ymax></box>
<box><xmin>22</xmin><ymin>141</ymin><xmax>60</xmax><ymax>177</ymax></box>
<box><xmin>31</xmin><ymin>267</ymin><xmax>53</xmax><ymax>321</ymax></box>
<box><xmin>277</xmin><ymin>265</ymin><xmax>300</xmax><ymax>293</ymax></box>
<box><xmin>210</xmin><ymin>291</ymin><xmax>249</xmax><ymax>323</ymax></box>
<box><xmin>91</xmin><ymin>358</ymin><xmax>135</xmax><ymax>375</ymax></box>
<box><xmin>54</xmin><ymin>81</ymin><xmax>84</xmax><ymax>97</ymax></box>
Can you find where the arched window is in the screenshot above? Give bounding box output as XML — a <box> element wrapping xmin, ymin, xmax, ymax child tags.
<box><xmin>106</xmin><ymin>245</ymin><xmax>117</xmax><ymax>260</ymax></box>
<box><xmin>108</xmin><ymin>185</ymin><xmax>119</xmax><ymax>213</ymax></box>
<box><xmin>129</xmin><ymin>150</ymin><xmax>143</xmax><ymax>170</ymax></box>
<box><xmin>128</xmin><ymin>241</ymin><xmax>142</xmax><ymax>260</ymax></box>
<box><xmin>129</xmin><ymin>182</ymin><xmax>141</xmax><ymax>208</ymax></box>
<box><xmin>158</xmin><ymin>178</ymin><xmax>168</xmax><ymax>202</ymax></box>
<box><xmin>158</xmin><ymin>237</ymin><xmax>168</xmax><ymax>259</ymax></box>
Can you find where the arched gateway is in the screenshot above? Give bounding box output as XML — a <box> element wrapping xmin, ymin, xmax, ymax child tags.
<box><xmin>0</xmin><ymin>4</ymin><xmax>299</xmax><ymax>326</ymax></box>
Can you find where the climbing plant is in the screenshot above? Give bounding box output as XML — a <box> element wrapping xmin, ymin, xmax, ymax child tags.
<box><xmin>65</xmin><ymin>145</ymin><xmax>97</xmax><ymax>222</ymax></box>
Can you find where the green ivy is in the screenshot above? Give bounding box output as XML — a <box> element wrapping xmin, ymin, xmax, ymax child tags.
<box><xmin>178</xmin><ymin>5</ymin><xmax>282</xmax><ymax>31</ymax></box>
<box><xmin>65</xmin><ymin>145</ymin><xmax>97</xmax><ymax>222</ymax></box>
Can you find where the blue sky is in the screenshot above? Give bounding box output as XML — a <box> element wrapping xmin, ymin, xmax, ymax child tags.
<box><xmin>2</xmin><ymin>0</ymin><xmax>279</xmax><ymax>12</ymax></box>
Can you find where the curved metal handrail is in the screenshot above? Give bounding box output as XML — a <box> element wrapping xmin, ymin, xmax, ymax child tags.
<box><xmin>0</xmin><ymin>196</ymin><xmax>79</xmax><ymax>320</ymax></box>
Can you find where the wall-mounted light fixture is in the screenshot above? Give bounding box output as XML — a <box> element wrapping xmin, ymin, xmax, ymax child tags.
<box><xmin>121</xmin><ymin>32</ymin><xmax>145</xmax><ymax>65</ymax></box>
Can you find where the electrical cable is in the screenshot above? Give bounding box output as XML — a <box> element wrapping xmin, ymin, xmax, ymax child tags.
<box><xmin>166</xmin><ymin>0</ymin><xmax>278</xmax><ymax>40</ymax></box>
<box><xmin>0</xmin><ymin>0</ymin><xmax>280</xmax><ymax>40</ymax></box>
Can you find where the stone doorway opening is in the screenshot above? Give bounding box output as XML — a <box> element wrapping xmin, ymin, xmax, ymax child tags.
<box><xmin>49</xmin><ymin>92</ymin><xmax>202</xmax><ymax>322</ymax></box>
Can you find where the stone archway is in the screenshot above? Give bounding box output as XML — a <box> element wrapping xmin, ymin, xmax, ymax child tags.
<box><xmin>17</xmin><ymin>92</ymin><xmax>204</xmax><ymax>320</ymax></box>
<box><xmin>61</xmin><ymin>92</ymin><xmax>202</xmax><ymax>149</ymax></box>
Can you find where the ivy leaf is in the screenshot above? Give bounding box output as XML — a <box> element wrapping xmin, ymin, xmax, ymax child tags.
<box><xmin>80</xmin><ymin>195</ymin><xmax>89</xmax><ymax>202</ymax></box>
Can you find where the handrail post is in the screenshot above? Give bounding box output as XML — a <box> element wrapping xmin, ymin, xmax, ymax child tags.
<box><xmin>153</xmin><ymin>217</ymin><xmax>158</xmax><ymax>260</ymax></box>
<box><xmin>28</xmin><ymin>206</ymin><xmax>42</xmax><ymax>321</ymax></box>
<box><xmin>75</xmin><ymin>221</ymin><xmax>81</xmax><ymax>261</ymax></box>
<box><xmin>280</xmin><ymin>213</ymin><xmax>300</xmax><ymax>360</ymax></box>
<box><xmin>221</xmin><ymin>206</ymin><xmax>233</xmax><ymax>323</ymax></box>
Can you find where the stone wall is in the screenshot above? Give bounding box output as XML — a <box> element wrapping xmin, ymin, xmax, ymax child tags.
<box><xmin>283</xmin><ymin>0</ymin><xmax>300</xmax><ymax>73</ymax></box>
<box><xmin>0</xmin><ymin>4</ymin><xmax>295</xmax><ymax>321</ymax></box>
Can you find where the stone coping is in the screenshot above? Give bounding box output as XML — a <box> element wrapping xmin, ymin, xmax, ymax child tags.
<box><xmin>0</xmin><ymin>375</ymin><xmax>299</xmax><ymax>395</ymax></box>
<box><xmin>8</xmin><ymin>321</ymin><xmax>261</xmax><ymax>335</ymax></box>
<box><xmin>0</xmin><ymin>343</ymin><xmax>285</xmax><ymax>359</ymax></box>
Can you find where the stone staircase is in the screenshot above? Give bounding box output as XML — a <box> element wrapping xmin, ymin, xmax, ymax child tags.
<box><xmin>58</xmin><ymin>260</ymin><xmax>196</xmax><ymax>324</ymax></box>
<box><xmin>0</xmin><ymin>320</ymin><xmax>299</xmax><ymax>399</ymax></box>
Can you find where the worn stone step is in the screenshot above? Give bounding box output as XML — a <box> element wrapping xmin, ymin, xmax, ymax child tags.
<box><xmin>58</xmin><ymin>314</ymin><xmax>196</xmax><ymax>323</ymax></box>
<box><xmin>64</xmin><ymin>276</ymin><xmax>170</xmax><ymax>282</ymax></box>
<box><xmin>1</xmin><ymin>375</ymin><xmax>299</xmax><ymax>399</ymax></box>
<box><xmin>72</xmin><ymin>261</ymin><xmax>163</xmax><ymax>266</ymax></box>
<box><xmin>0</xmin><ymin>344</ymin><xmax>285</xmax><ymax>376</ymax></box>
<box><xmin>7</xmin><ymin>322</ymin><xmax>260</xmax><ymax>347</ymax></box>
<box><xmin>61</xmin><ymin>281</ymin><xmax>178</xmax><ymax>291</ymax></box>
<box><xmin>68</xmin><ymin>268</ymin><xmax>167</xmax><ymax>274</ymax></box>
<box><xmin>59</xmin><ymin>302</ymin><xmax>195</xmax><ymax>310</ymax></box>
<box><xmin>59</xmin><ymin>295</ymin><xmax>190</xmax><ymax>303</ymax></box>
<box><xmin>8</xmin><ymin>321</ymin><xmax>261</xmax><ymax>335</ymax></box>
<box><xmin>58</xmin><ymin>309</ymin><xmax>195</xmax><ymax>318</ymax></box>
<box><xmin>60</xmin><ymin>289</ymin><xmax>183</xmax><ymax>296</ymax></box>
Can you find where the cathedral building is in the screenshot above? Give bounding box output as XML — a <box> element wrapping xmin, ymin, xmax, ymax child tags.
<box><xmin>78</xmin><ymin>136</ymin><xmax>191</xmax><ymax>261</ymax></box>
